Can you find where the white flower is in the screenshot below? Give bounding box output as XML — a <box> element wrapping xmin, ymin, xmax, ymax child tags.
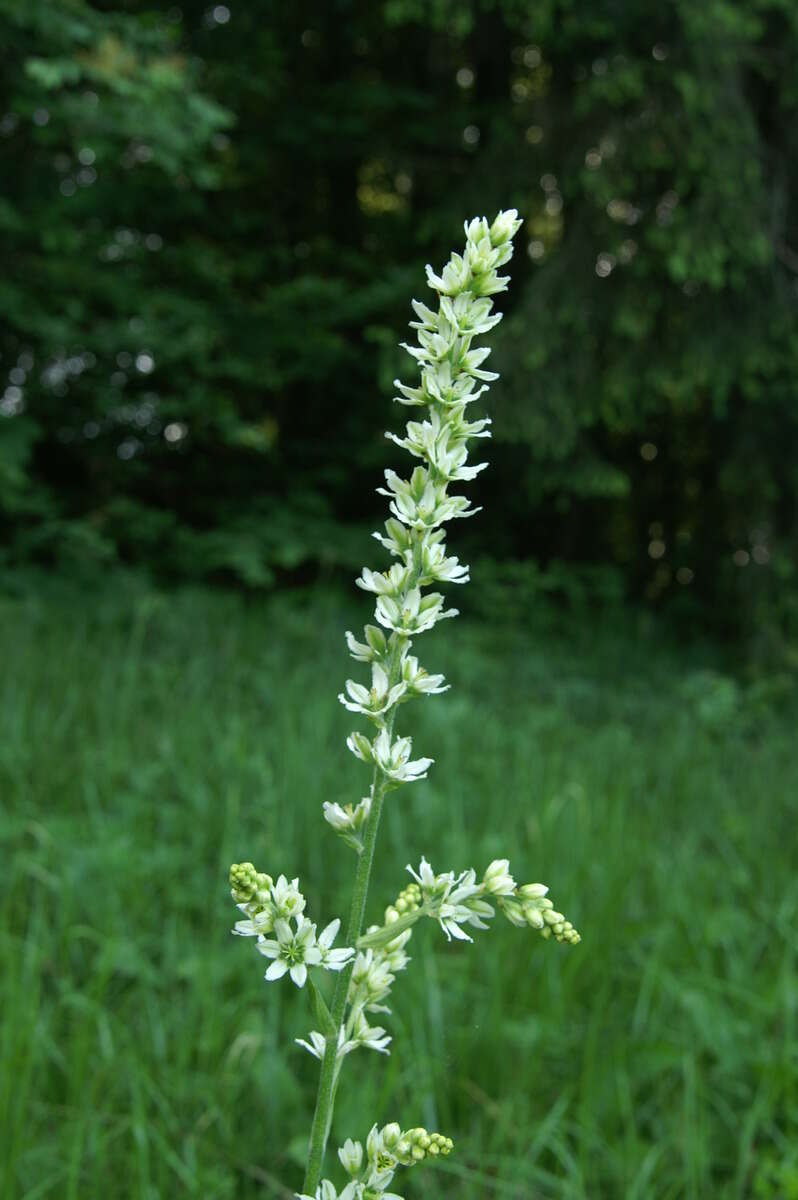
<box><xmin>425</xmin><ymin>251</ymin><xmax>470</xmax><ymax>295</ymax></box>
<box><xmin>399</xmin><ymin>328</ymin><xmax>457</xmax><ymax>367</ymax></box>
<box><xmin>257</xmin><ymin>915</ymin><xmax>320</xmax><ymax>987</ymax></box>
<box><xmin>464</xmin><ymin>235</ymin><xmax>501</xmax><ymax>276</ymax></box>
<box><xmin>417</xmin><ymin>360</ymin><xmax>487</xmax><ymax>407</ymax></box>
<box><xmin>346</xmin><ymin>730</ymin><xmax>374</xmax><ymax>763</ymax></box>
<box><xmin>364</xmin><ymin>1124</ymin><xmax>401</xmax><ymax>1190</ymax></box>
<box><xmin>338</xmin><ymin>1138</ymin><xmax>364</xmax><ymax>1176</ymax></box>
<box><xmin>440</xmin><ymin>292</ymin><xmax>502</xmax><ymax>337</ymax></box>
<box><xmin>372</xmin><ymin>729</ymin><xmax>433</xmax><ymax>783</ymax></box>
<box><xmin>356</xmin><ymin>563</ymin><xmax>411</xmax><ymax>596</ymax></box>
<box><xmin>316</xmin><ymin>918</ymin><xmax>355</xmax><ymax>971</ymax></box>
<box><xmin>344</xmin><ymin>625</ymin><xmax>387</xmax><ymax>662</ymax></box>
<box><xmin>386</xmin><ymin>410</ymin><xmax>488</xmax><ymax>483</ymax></box>
<box><xmin>321</xmin><ymin>796</ymin><xmax>372</xmax><ymax>835</ymax></box>
<box><xmin>472</xmin><ymin>271</ymin><xmax>510</xmax><ymax>297</ymax></box>
<box><xmin>347</xmin><ymin>948</ymin><xmax>397</xmax><ymax>1013</ymax></box>
<box><xmin>460</xmin><ymin>345</ymin><xmax>498</xmax><ymax>382</ymax></box>
<box><xmin>296</xmin><ymin>1024</ymin><xmax>350</xmax><ymax>1061</ymax></box>
<box><xmin>338</xmin><ymin>662</ymin><xmax>407</xmax><ymax>719</ymax></box>
<box><xmin>269</xmin><ymin>875</ymin><xmax>306</xmax><ymax>921</ymax></box>
<box><xmin>295</xmin><ymin>1028</ymin><xmax>327</xmax><ymax>1060</ymax></box>
<box><xmin>482</xmin><ymin>858</ymin><xmax>516</xmax><ymax>896</ymax></box>
<box><xmin>232</xmin><ymin>908</ymin><xmax>274</xmax><ymax>938</ymax></box>
<box><xmin>399</xmin><ymin>655</ymin><xmax>448</xmax><ymax>696</ymax></box>
<box><xmin>408</xmin><ymin>296</ymin><xmax>439</xmax><ymax>330</ymax></box>
<box><xmin>392</xmin><ymin>378</ymin><xmax>430</xmax><ymax>407</ymax></box>
<box><xmin>406</xmin><ymin>858</ymin><xmax>472</xmax><ymax>941</ymax></box>
<box><xmin>377</xmin><ymin>467</ymin><xmax>481</xmax><ymax>529</ymax></box>
<box><xmin>464</xmin><ymin>215</ymin><xmax>491</xmax><ymax>242</ymax></box>
<box><xmin>371</xmin><ymin>517</ymin><xmax>413</xmax><ymax>556</ymax></box>
<box><xmin>350</xmin><ymin>1008</ymin><xmax>392</xmax><ymax>1055</ymax></box>
<box><xmin>379</xmin><ymin>927</ymin><xmax>413</xmax><ymax>973</ymax></box>
<box><xmin>416</xmin><ymin>538</ymin><xmax>470</xmax><ymax>586</ymax></box>
<box><xmin>374</xmin><ymin>588</ymin><xmax>458</xmax><ymax>635</ymax></box>
<box><xmin>446</xmin><ymin>407</ymin><xmax>492</xmax><ymax>439</ymax></box>
<box><xmin>489</xmin><ymin>207</ymin><xmax>523</xmax><ymax>245</ymax></box>
<box><xmin>406</xmin><ymin>858</ymin><xmax>493</xmax><ymax>942</ymax></box>
<box><xmin>406</xmin><ymin>856</ymin><xmax>436</xmax><ymax>892</ymax></box>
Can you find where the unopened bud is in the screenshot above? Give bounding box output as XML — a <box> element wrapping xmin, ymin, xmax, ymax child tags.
<box><xmin>337</xmin><ymin>1138</ymin><xmax>363</xmax><ymax>1176</ymax></box>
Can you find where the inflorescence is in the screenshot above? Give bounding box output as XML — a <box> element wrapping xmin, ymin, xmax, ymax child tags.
<box><xmin>228</xmin><ymin>211</ymin><xmax>581</xmax><ymax>1200</ymax></box>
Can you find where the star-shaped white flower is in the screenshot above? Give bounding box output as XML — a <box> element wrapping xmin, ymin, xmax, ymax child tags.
<box><xmin>349</xmin><ymin>1009</ymin><xmax>391</xmax><ymax>1055</ymax></box>
<box><xmin>269</xmin><ymin>874</ymin><xmax>306</xmax><ymax>921</ymax></box>
<box><xmin>338</xmin><ymin>662</ymin><xmax>407</xmax><ymax>719</ymax></box>
<box><xmin>258</xmin><ymin>915</ymin><xmax>353</xmax><ymax>989</ymax></box>
<box><xmin>346</xmin><ymin>729</ymin><xmax>433</xmax><ymax>784</ymax></box>
<box><xmin>372</xmin><ymin>729</ymin><xmax>433</xmax><ymax>783</ymax></box>
<box><xmin>316</xmin><ymin>917</ymin><xmax>355</xmax><ymax>972</ymax></box>
<box><xmin>257</xmin><ymin>915</ymin><xmax>320</xmax><ymax>987</ymax></box>
<box><xmin>407</xmin><ymin>857</ymin><xmax>492</xmax><ymax>942</ymax></box>
<box><xmin>296</xmin><ymin>1025</ymin><xmax>350</xmax><ymax>1062</ymax></box>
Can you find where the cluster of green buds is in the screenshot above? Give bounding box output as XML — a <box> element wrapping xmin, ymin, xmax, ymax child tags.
<box><xmin>229</xmin><ymin>860</ymin><xmax>273</xmax><ymax>906</ymax></box>
<box><xmin>384</xmin><ymin>881</ymin><xmax>422</xmax><ymax>924</ymax></box>
<box><xmin>298</xmin><ymin>1124</ymin><xmax>453</xmax><ymax>1200</ymax></box>
<box><xmin>500</xmin><ymin>883</ymin><xmax>582</xmax><ymax>945</ymax></box>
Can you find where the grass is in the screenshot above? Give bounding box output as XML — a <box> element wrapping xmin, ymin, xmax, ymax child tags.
<box><xmin>1</xmin><ymin>579</ymin><xmax>797</xmax><ymax>1199</ymax></box>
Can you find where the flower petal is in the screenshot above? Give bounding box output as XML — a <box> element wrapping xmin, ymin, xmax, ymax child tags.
<box><xmin>318</xmin><ymin>918</ymin><xmax>340</xmax><ymax>949</ymax></box>
<box><xmin>256</xmin><ymin>939</ymin><xmax>280</xmax><ymax>959</ymax></box>
<box><xmin>290</xmin><ymin>962</ymin><xmax>308</xmax><ymax>987</ymax></box>
<box><xmin>265</xmin><ymin>958</ymin><xmax>288</xmax><ymax>981</ymax></box>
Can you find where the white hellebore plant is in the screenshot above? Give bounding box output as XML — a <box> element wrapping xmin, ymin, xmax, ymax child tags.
<box><xmin>228</xmin><ymin>210</ymin><xmax>581</xmax><ymax>1199</ymax></box>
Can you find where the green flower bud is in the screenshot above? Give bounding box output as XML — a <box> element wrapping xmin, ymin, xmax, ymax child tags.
<box><xmin>482</xmin><ymin>858</ymin><xmax>516</xmax><ymax>896</ymax></box>
<box><xmin>381</xmin><ymin>1123</ymin><xmax>401</xmax><ymax>1151</ymax></box>
<box><xmin>229</xmin><ymin>861</ymin><xmax>272</xmax><ymax>903</ymax></box>
<box><xmin>337</xmin><ymin>1137</ymin><xmax>363</xmax><ymax>1176</ymax></box>
<box><xmin>518</xmin><ymin>882</ymin><xmax>548</xmax><ymax>900</ymax></box>
<box><xmin>386</xmin><ymin>882</ymin><xmax>422</xmax><ymax>922</ymax></box>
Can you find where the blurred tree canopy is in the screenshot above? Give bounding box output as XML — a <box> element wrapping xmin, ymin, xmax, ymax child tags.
<box><xmin>2</xmin><ymin>0</ymin><xmax>797</xmax><ymax>633</ymax></box>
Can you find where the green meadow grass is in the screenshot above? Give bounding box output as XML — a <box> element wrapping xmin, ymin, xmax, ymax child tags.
<box><xmin>1</xmin><ymin>582</ymin><xmax>797</xmax><ymax>1199</ymax></box>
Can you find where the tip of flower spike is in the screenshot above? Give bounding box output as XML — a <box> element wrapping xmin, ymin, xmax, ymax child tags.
<box><xmin>489</xmin><ymin>209</ymin><xmax>523</xmax><ymax>246</ymax></box>
<box><xmin>395</xmin><ymin>1127</ymin><xmax>454</xmax><ymax>1165</ymax></box>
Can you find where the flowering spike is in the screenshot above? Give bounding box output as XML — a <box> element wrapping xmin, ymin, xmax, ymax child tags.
<box><xmin>228</xmin><ymin>214</ymin><xmax>582</xmax><ymax>1198</ymax></box>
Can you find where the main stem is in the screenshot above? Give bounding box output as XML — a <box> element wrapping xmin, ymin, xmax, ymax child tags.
<box><xmin>302</xmin><ymin>636</ymin><xmax>406</xmax><ymax>1195</ymax></box>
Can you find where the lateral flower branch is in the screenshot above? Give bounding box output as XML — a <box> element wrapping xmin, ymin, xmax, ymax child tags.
<box><xmin>228</xmin><ymin>210</ymin><xmax>581</xmax><ymax>1200</ymax></box>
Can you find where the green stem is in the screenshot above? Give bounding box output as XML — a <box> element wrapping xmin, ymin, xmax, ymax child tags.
<box><xmin>356</xmin><ymin>907</ymin><xmax>424</xmax><ymax>949</ymax></box>
<box><xmin>302</xmin><ymin>636</ymin><xmax>406</xmax><ymax>1195</ymax></box>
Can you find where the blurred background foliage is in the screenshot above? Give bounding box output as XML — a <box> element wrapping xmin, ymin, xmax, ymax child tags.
<box><xmin>3</xmin><ymin>586</ymin><xmax>797</xmax><ymax>1198</ymax></box>
<box><xmin>2</xmin><ymin>0</ymin><xmax>798</xmax><ymax>646</ymax></box>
